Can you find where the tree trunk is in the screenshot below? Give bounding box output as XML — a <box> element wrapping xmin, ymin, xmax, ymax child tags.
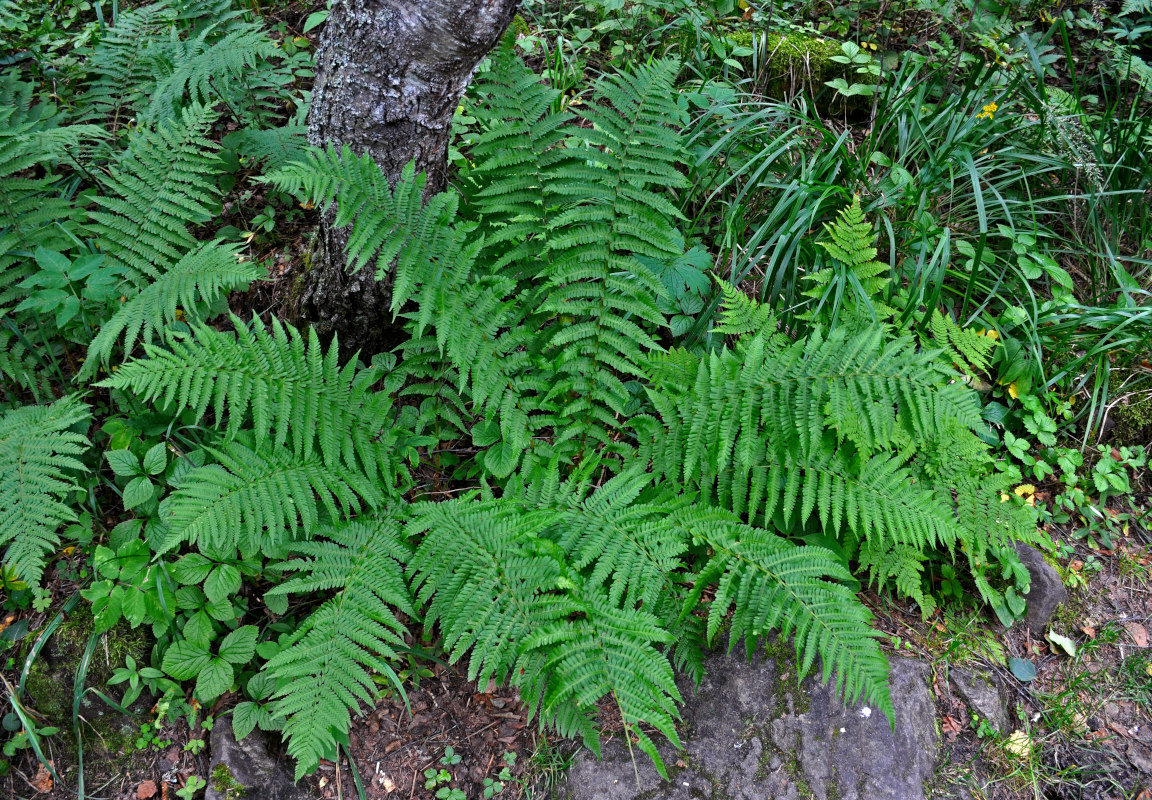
<box><xmin>298</xmin><ymin>0</ymin><xmax>519</xmax><ymax>355</ymax></box>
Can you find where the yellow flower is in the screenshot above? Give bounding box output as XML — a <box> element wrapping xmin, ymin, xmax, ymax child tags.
<box><xmin>1014</xmin><ymin>484</ymin><xmax>1036</xmax><ymax>506</ymax></box>
<box><xmin>1008</xmin><ymin>382</ymin><xmax>1019</xmax><ymax>400</ymax></box>
<box><xmin>976</xmin><ymin>101</ymin><xmax>999</xmax><ymax>121</ymax></box>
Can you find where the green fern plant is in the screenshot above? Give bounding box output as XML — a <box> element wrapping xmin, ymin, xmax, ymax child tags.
<box><xmin>0</xmin><ymin>395</ymin><xmax>90</xmax><ymax>584</ymax></box>
<box><xmin>801</xmin><ymin>194</ymin><xmax>897</xmax><ymax>326</ymax></box>
<box><xmin>90</xmin><ymin>46</ymin><xmax>1044</xmax><ymax>787</ymax></box>
<box><xmin>265</xmin><ymin>517</ymin><xmax>414</xmax><ymax>777</ymax></box>
<box><xmin>81</xmin><ymin>242</ymin><xmax>263</xmax><ymax>377</ymax></box>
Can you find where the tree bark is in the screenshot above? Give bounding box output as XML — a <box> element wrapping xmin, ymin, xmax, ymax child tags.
<box><xmin>298</xmin><ymin>0</ymin><xmax>519</xmax><ymax>355</ymax></box>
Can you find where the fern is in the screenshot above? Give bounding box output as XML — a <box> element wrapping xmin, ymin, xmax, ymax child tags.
<box><xmin>223</xmin><ymin>125</ymin><xmax>309</xmax><ymax>173</ymax></box>
<box><xmin>0</xmin><ymin>396</ymin><xmax>90</xmax><ymax>584</ymax></box>
<box><xmin>467</xmin><ymin>42</ymin><xmax>575</xmax><ymax>277</ymax></box>
<box><xmin>680</xmin><ymin>507</ymin><xmax>890</xmax><ymax>713</ymax></box>
<box><xmin>265</xmin><ymin>517</ymin><xmax>413</xmax><ymax>778</ymax></box>
<box><xmin>927</xmin><ymin>308</ymin><xmax>996</xmax><ymax>377</ymax></box>
<box><xmin>406</xmin><ymin>492</ymin><xmax>683</xmax><ymax>773</ymax></box>
<box><xmin>81</xmin><ymin>242</ymin><xmax>262</xmax><ymax>378</ymax></box>
<box><xmin>142</xmin><ymin>23</ymin><xmax>283</xmax><ymax>124</ymax></box>
<box><xmin>802</xmin><ymin>195</ymin><xmax>897</xmax><ymax>324</ymax></box>
<box><xmin>99</xmin><ymin>315</ymin><xmax>423</xmax><ymax>491</ymax></box>
<box><xmin>0</xmin><ymin>327</ymin><xmax>52</xmax><ymax>403</ymax></box>
<box><xmin>637</xmin><ymin>289</ymin><xmax>1016</xmax><ymax>610</ymax></box>
<box><xmin>78</xmin><ymin>2</ymin><xmax>177</xmax><ymax>129</ymax></box>
<box><xmin>87</xmin><ymin>104</ymin><xmax>223</xmax><ymax>287</ymax></box>
<box><xmin>156</xmin><ymin>434</ymin><xmax>383</xmax><ymax>557</ymax></box>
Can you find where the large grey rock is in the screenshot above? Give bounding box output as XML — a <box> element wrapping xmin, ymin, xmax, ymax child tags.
<box><xmin>951</xmin><ymin>668</ymin><xmax>1009</xmax><ymax>733</ymax></box>
<box><xmin>206</xmin><ymin>717</ymin><xmax>314</xmax><ymax>800</ymax></box>
<box><xmin>1014</xmin><ymin>543</ymin><xmax>1067</xmax><ymax>634</ymax></box>
<box><xmin>555</xmin><ymin>652</ymin><xmax>938</xmax><ymax>800</ymax></box>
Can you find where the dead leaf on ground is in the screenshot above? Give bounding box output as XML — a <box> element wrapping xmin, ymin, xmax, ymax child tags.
<box><xmin>137</xmin><ymin>780</ymin><xmax>158</xmax><ymax>799</ymax></box>
<box><xmin>1108</xmin><ymin>722</ymin><xmax>1130</xmax><ymax>738</ymax></box>
<box><xmin>942</xmin><ymin>715</ymin><xmax>961</xmax><ymax>741</ymax></box>
<box><xmin>31</xmin><ymin>763</ymin><xmax>52</xmax><ymax>793</ymax></box>
<box><xmin>1081</xmin><ymin>625</ymin><xmax>1096</xmax><ymax>638</ymax></box>
<box><xmin>1123</xmin><ymin>622</ymin><xmax>1148</xmax><ymax>647</ymax></box>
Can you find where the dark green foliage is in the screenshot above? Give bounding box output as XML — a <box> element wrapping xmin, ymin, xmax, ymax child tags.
<box><xmin>86</xmin><ymin>105</ymin><xmax>223</xmax><ymax>288</ymax></box>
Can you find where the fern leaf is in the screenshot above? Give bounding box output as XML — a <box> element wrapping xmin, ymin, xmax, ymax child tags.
<box><xmin>157</xmin><ymin>435</ymin><xmax>383</xmax><ymax>557</ymax></box>
<box><xmin>265</xmin><ymin>516</ymin><xmax>414</xmax><ymax>779</ymax></box>
<box><xmin>0</xmin><ymin>396</ymin><xmax>90</xmax><ymax>584</ymax></box>
<box><xmin>99</xmin><ymin>315</ymin><xmax>421</xmax><ymax>490</ymax></box>
<box><xmin>680</xmin><ymin>507</ymin><xmax>891</xmax><ymax>717</ymax></box>
<box><xmin>87</xmin><ymin>104</ymin><xmax>223</xmax><ymax>287</ymax></box>
<box><xmin>81</xmin><ymin>241</ymin><xmax>263</xmax><ymax>378</ymax></box>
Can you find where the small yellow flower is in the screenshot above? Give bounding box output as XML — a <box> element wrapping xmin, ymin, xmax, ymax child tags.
<box><xmin>1008</xmin><ymin>381</ymin><xmax>1019</xmax><ymax>400</ymax></box>
<box><xmin>976</xmin><ymin>101</ymin><xmax>998</xmax><ymax>121</ymax></box>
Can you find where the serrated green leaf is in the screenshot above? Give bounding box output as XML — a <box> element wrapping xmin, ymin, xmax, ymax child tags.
<box><xmin>106</xmin><ymin>449</ymin><xmax>141</xmax><ymax>478</ymax></box>
<box><xmin>163</xmin><ymin>639</ymin><xmax>212</xmax><ymax>680</ymax></box>
<box><xmin>122</xmin><ymin>476</ymin><xmax>155</xmax><ymax>509</ymax></box>
<box><xmin>195</xmin><ymin>657</ymin><xmax>234</xmax><ymax>701</ymax></box>
<box><xmin>218</xmin><ymin>625</ymin><xmax>257</xmax><ymax>664</ymax></box>
<box><xmin>143</xmin><ymin>442</ymin><xmax>167</xmax><ymax>475</ymax></box>
<box><xmin>205</xmin><ymin>564</ymin><xmax>241</xmax><ymax>604</ymax></box>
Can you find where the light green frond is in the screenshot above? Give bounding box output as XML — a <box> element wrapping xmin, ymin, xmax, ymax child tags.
<box><xmin>680</xmin><ymin>507</ymin><xmax>891</xmax><ymax>716</ymax></box>
<box><xmin>0</xmin><ymin>396</ymin><xmax>90</xmax><ymax>584</ymax></box>
<box><xmin>157</xmin><ymin>435</ymin><xmax>383</xmax><ymax>557</ymax></box>
<box><xmin>98</xmin><ymin>315</ymin><xmax>420</xmax><ymax>490</ymax></box>
<box><xmin>266</xmin><ymin>516</ymin><xmax>414</xmax><ymax>779</ymax></box>
<box><xmin>87</xmin><ymin>104</ymin><xmax>223</xmax><ymax>286</ymax></box>
<box><xmin>81</xmin><ymin>241</ymin><xmax>263</xmax><ymax>378</ymax></box>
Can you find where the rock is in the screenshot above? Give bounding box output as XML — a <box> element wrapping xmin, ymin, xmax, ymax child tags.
<box><xmin>555</xmin><ymin>652</ymin><xmax>938</xmax><ymax>800</ymax></box>
<box><xmin>1014</xmin><ymin>544</ymin><xmax>1067</xmax><ymax>634</ymax></box>
<box><xmin>950</xmin><ymin>668</ymin><xmax>1009</xmax><ymax>733</ymax></box>
<box><xmin>206</xmin><ymin>717</ymin><xmax>315</xmax><ymax>800</ymax></box>
<box><xmin>1129</xmin><ymin>742</ymin><xmax>1152</xmax><ymax>774</ymax></box>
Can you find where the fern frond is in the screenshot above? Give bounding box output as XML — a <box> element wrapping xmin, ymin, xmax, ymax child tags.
<box><xmin>265</xmin><ymin>516</ymin><xmax>414</xmax><ymax>779</ymax></box>
<box><xmin>0</xmin><ymin>328</ymin><xmax>52</xmax><ymax>403</ymax></box>
<box><xmin>712</xmin><ymin>278</ymin><xmax>780</xmax><ymax>338</ymax></box>
<box><xmin>680</xmin><ymin>507</ymin><xmax>891</xmax><ymax>716</ymax></box>
<box><xmin>87</xmin><ymin>104</ymin><xmax>223</xmax><ymax>287</ymax></box>
<box><xmin>0</xmin><ymin>396</ymin><xmax>90</xmax><ymax>584</ymax></box>
<box><xmin>81</xmin><ymin>242</ymin><xmax>263</xmax><ymax>378</ymax></box>
<box><xmin>99</xmin><ymin>315</ymin><xmax>420</xmax><ymax>490</ymax></box>
<box><xmin>536</xmin><ymin>58</ymin><xmax>689</xmax><ymax>458</ymax></box>
<box><xmin>927</xmin><ymin>309</ymin><xmax>996</xmax><ymax>376</ymax></box>
<box><xmin>157</xmin><ymin>434</ymin><xmax>383</xmax><ymax>557</ymax></box>
<box><xmin>519</xmin><ymin>578</ymin><xmax>682</xmax><ymax>774</ymax></box>
<box><xmin>267</xmin><ymin>150</ymin><xmax>478</xmax><ymax>312</ymax></box>
<box><xmin>802</xmin><ymin>195</ymin><xmax>895</xmax><ymax>323</ymax></box>
<box><xmin>143</xmin><ymin>23</ymin><xmax>282</xmax><ymax>124</ymax></box>
<box><xmin>467</xmin><ymin>42</ymin><xmax>575</xmax><ymax>277</ymax></box>
<box><xmin>223</xmin><ymin>125</ymin><xmax>309</xmax><ymax>173</ymax></box>
<box><xmin>407</xmin><ymin>497</ymin><xmax>569</xmax><ymax>689</ymax></box>
<box><xmin>78</xmin><ymin>3</ymin><xmax>177</xmax><ymax>127</ymax></box>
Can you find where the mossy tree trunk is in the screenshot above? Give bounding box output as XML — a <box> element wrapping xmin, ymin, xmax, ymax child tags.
<box><xmin>299</xmin><ymin>0</ymin><xmax>520</xmax><ymax>354</ymax></box>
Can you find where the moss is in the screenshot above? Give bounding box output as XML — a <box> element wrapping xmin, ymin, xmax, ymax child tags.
<box><xmin>19</xmin><ymin>603</ymin><xmax>152</xmax><ymax>773</ymax></box>
<box><xmin>211</xmin><ymin>763</ymin><xmax>246</xmax><ymax>799</ymax></box>
<box><xmin>1109</xmin><ymin>395</ymin><xmax>1152</xmax><ymax>446</ymax></box>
